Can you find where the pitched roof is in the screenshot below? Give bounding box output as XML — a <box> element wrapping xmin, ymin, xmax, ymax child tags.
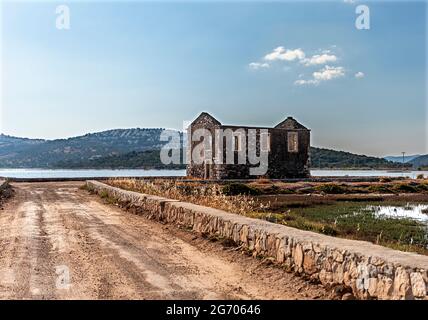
<box><xmin>275</xmin><ymin>117</ymin><xmax>309</xmax><ymax>130</ymax></box>
<box><xmin>190</xmin><ymin>112</ymin><xmax>221</xmax><ymax>126</ymax></box>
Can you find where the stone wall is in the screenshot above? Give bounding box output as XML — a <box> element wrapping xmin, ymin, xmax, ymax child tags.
<box><xmin>0</xmin><ymin>179</ymin><xmax>8</xmax><ymax>191</ymax></box>
<box><xmin>268</xmin><ymin>128</ymin><xmax>310</xmax><ymax>179</ymax></box>
<box><xmin>0</xmin><ymin>179</ymin><xmax>12</xmax><ymax>204</ymax></box>
<box><xmin>87</xmin><ymin>180</ymin><xmax>428</xmax><ymax>300</ymax></box>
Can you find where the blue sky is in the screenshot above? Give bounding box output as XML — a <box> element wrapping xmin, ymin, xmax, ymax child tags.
<box><xmin>0</xmin><ymin>0</ymin><xmax>426</xmax><ymax>156</ymax></box>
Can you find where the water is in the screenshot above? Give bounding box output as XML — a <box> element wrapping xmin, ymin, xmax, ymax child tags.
<box><xmin>0</xmin><ymin>168</ymin><xmax>426</xmax><ymax>179</ymax></box>
<box><xmin>310</xmin><ymin>170</ymin><xmax>427</xmax><ymax>179</ymax></box>
<box><xmin>365</xmin><ymin>204</ymin><xmax>428</xmax><ymax>223</ymax></box>
<box><xmin>0</xmin><ymin>168</ymin><xmax>186</xmax><ymax>179</ymax></box>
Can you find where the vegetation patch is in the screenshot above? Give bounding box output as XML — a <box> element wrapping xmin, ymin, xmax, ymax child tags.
<box><xmin>222</xmin><ymin>183</ymin><xmax>261</xmax><ymax>196</ymax></box>
<box><xmin>393</xmin><ymin>183</ymin><xmax>419</xmax><ymax>193</ymax></box>
<box><xmin>367</xmin><ymin>184</ymin><xmax>394</xmax><ymax>194</ymax></box>
<box><xmin>272</xmin><ymin>201</ymin><xmax>428</xmax><ymax>254</ymax></box>
<box><xmin>106</xmin><ymin>178</ymin><xmax>268</xmax><ymax>216</ymax></box>
<box><xmin>105</xmin><ymin>178</ymin><xmax>428</xmax><ymax>255</ymax></box>
<box><xmin>0</xmin><ymin>181</ymin><xmax>13</xmax><ymax>207</ymax></box>
<box><xmin>314</xmin><ymin>183</ymin><xmax>349</xmax><ymax>194</ymax></box>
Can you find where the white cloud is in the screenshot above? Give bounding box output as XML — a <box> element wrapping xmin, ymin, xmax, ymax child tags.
<box><xmin>343</xmin><ymin>0</ymin><xmax>355</xmax><ymax>4</ymax></box>
<box><xmin>251</xmin><ymin>45</ymin><xmax>348</xmax><ymax>86</ymax></box>
<box><xmin>264</xmin><ymin>46</ymin><xmax>305</xmax><ymax>61</ymax></box>
<box><xmin>248</xmin><ymin>62</ymin><xmax>270</xmax><ymax>70</ymax></box>
<box><xmin>354</xmin><ymin>71</ymin><xmax>365</xmax><ymax>78</ymax></box>
<box><xmin>294</xmin><ymin>65</ymin><xmax>345</xmax><ymax>86</ymax></box>
<box><xmin>294</xmin><ymin>79</ymin><xmax>320</xmax><ymax>86</ymax></box>
<box><xmin>313</xmin><ymin>65</ymin><xmax>345</xmax><ymax>81</ymax></box>
<box><xmin>302</xmin><ymin>53</ymin><xmax>337</xmax><ymax>66</ymax></box>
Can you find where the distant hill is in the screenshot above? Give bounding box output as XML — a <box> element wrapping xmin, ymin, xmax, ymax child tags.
<box><xmin>55</xmin><ymin>146</ymin><xmax>406</xmax><ymax>170</ymax></box>
<box><xmin>0</xmin><ymin>129</ymin><xmax>182</xmax><ymax>168</ymax></box>
<box><xmin>0</xmin><ymin>134</ymin><xmax>45</xmax><ymax>156</ymax></box>
<box><xmin>310</xmin><ymin>147</ymin><xmax>410</xmax><ymax>169</ymax></box>
<box><xmin>384</xmin><ymin>155</ymin><xmax>421</xmax><ymax>163</ymax></box>
<box><xmin>0</xmin><ymin>130</ymin><xmax>410</xmax><ymax>170</ymax></box>
<box><xmin>54</xmin><ymin>149</ymin><xmax>186</xmax><ymax>170</ymax></box>
<box><xmin>408</xmin><ymin>155</ymin><xmax>428</xmax><ymax>169</ymax></box>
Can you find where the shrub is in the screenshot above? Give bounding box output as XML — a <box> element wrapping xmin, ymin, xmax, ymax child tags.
<box><xmin>107</xmin><ymin>178</ymin><xmax>266</xmax><ymax>215</ymax></box>
<box><xmin>264</xmin><ymin>184</ymin><xmax>279</xmax><ymax>193</ymax></box>
<box><xmin>279</xmin><ymin>188</ymin><xmax>295</xmax><ymax>194</ymax></box>
<box><xmin>368</xmin><ymin>185</ymin><xmax>394</xmax><ymax>194</ymax></box>
<box><xmin>416</xmin><ymin>184</ymin><xmax>428</xmax><ymax>192</ymax></box>
<box><xmin>393</xmin><ymin>183</ymin><xmax>418</xmax><ymax>193</ymax></box>
<box><xmin>379</xmin><ymin>177</ymin><xmax>392</xmax><ymax>183</ymax></box>
<box><xmin>315</xmin><ymin>183</ymin><xmax>348</xmax><ymax>194</ymax></box>
<box><xmin>416</xmin><ymin>174</ymin><xmax>425</xmax><ymax>180</ymax></box>
<box><xmin>222</xmin><ymin>183</ymin><xmax>261</xmax><ymax>196</ymax></box>
<box><xmin>320</xmin><ymin>225</ymin><xmax>338</xmax><ymax>236</ymax></box>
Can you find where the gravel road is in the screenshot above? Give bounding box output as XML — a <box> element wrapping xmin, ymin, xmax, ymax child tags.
<box><xmin>0</xmin><ymin>182</ymin><xmax>330</xmax><ymax>300</ymax></box>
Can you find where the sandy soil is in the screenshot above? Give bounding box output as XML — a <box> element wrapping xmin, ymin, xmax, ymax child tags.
<box><xmin>0</xmin><ymin>182</ymin><xmax>332</xmax><ymax>300</ymax></box>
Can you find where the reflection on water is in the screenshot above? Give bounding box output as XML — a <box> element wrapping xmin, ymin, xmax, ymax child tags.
<box><xmin>364</xmin><ymin>204</ymin><xmax>428</xmax><ymax>222</ymax></box>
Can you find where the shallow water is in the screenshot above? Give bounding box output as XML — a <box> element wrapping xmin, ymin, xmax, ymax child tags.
<box><xmin>311</xmin><ymin>170</ymin><xmax>427</xmax><ymax>179</ymax></box>
<box><xmin>364</xmin><ymin>204</ymin><xmax>428</xmax><ymax>223</ymax></box>
<box><xmin>0</xmin><ymin>168</ymin><xmax>186</xmax><ymax>179</ymax></box>
<box><xmin>0</xmin><ymin>168</ymin><xmax>426</xmax><ymax>179</ymax></box>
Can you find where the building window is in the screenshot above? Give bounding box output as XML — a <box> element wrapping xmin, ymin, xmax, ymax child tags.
<box><xmin>287</xmin><ymin>132</ymin><xmax>298</xmax><ymax>153</ymax></box>
<box><xmin>203</xmin><ymin>135</ymin><xmax>212</xmax><ymax>161</ymax></box>
<box><xmin>234</xmin><ymin>135</ymin><xmax>241</xmax><ymax>151</ymax></box>
<box><xmin>261</xmin><ymin>132</ymin><xmax>270</xmax><ymax>152</ymax></box>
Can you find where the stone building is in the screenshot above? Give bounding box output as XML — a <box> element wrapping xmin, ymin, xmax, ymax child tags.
<box><xmin>186</xmin><ymin>112</ymin><xmax>310</xmax><ymax>179</ymax></box>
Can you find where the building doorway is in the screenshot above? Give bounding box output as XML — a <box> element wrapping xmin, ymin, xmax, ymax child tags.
<box><xmin>204</xmin><ymin>163</ymin><xmax>210</xmax><ymax>179</ymax></box>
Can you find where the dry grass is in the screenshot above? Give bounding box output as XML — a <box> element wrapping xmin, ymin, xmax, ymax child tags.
<box><xmin>107</xmin><ymin>178</ymin><xmax>269</xmax><ymax>215</ymax></box>
<box><xmin>104</xmin><ymin>178</ymin><xmax>428</xmax><ymax>255</ymax></box>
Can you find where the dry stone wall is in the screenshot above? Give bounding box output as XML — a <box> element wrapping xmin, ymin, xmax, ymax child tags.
<box><xmin>87</xmin><ymin>180</ymin><xmax>428</xmax><ymax>300</ymax></box>
<box><xmin>0</xmin><ymin>179</ymin><xmax>8</xmax><ymax>191</ymax></box>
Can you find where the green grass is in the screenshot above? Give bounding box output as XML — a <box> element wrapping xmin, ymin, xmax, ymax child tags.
<box><xmin>251</xmin><ymin>201</ymin><xmax>428</xmax><ymax>255</ymax></box>
<box><xmin>249</xmin><ymin>181</ymin><xmax>428</xmax><ymax>195</ymax></box>
<box><xmin>102</xmin><ymin>178</ymin><xmax>428</xmax><ymax>255</ymax></box>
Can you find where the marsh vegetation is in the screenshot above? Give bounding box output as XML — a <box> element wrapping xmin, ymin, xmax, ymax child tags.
<box><xmin>107</xmin><ymin>178</ymin><xmax>428</xmax><ymax>255</ymax></box>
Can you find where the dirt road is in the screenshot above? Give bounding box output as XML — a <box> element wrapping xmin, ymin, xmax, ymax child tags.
<box><xmin>0</xmin><ymin>182</ymin><xmax>330</xmax><ymax>300</ymax></box>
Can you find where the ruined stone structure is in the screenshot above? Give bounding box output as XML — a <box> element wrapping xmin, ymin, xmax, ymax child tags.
<box><xmin>186</xmin><ymin>112</ymin><xmax>310</xmax><ymax>179</ymax></box>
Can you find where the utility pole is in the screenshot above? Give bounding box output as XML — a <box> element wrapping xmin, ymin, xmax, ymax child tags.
<box><xmin>402</xmin><ymin>151</ymin><xmax>406</xmax><ymax>172</ymax></box>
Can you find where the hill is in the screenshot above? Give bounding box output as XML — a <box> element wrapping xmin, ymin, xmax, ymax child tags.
<box><xmin>384</xmin><ymin>155</ymin><xmax>421</xmax><ymax>163</ymax></box>
<box><xmin>0</xmin><ymin>130</ymin><xmax>410</xmax><ymax>170</ymax></box>
<box><xmin>408</xmin><ymin>154</ymin><xmax>428</xmax><ymax>169</ymax></box>
<box><xmin>0</xmin><ymin>134</ymin><xmax>45</xmax><ymax>156</ymax></box>
<box><xmin>54</xmin><ymin>149</ymin><xmax>186</xmax><ymax>170</ymax></box>
<box><xmin>310</xmin><ymin>147</ymin><xmax>410</xmax><ymax>169</ymax></box>
<box><xmin>0</xmin><ymin>129</ymin><xmax>182</xmax><ymax>168</ymax></box>
<box><xmin>54</xmin><ymin>146</ymin><xmax>405</xmax><ymax>170</ymax></box>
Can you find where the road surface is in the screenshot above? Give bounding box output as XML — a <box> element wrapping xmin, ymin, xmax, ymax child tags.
<box><xmin>0</xmin><ymin>182</ymin><xmax>330</xmax><ymax>300</ymax></box>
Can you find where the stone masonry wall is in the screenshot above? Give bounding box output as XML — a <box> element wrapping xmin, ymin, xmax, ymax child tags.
<box><xmin>87</xmin><ymin>180</ymin><xmax>428</xmax><ymax>300</ymax></box>
<box><xmin>0</xmin><ymin>179</ymin><xmax>8</xmax><ymax>192</ymax></box>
